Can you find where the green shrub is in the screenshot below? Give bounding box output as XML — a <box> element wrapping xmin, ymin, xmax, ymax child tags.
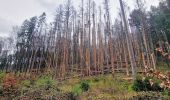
<box><xmin>20</xmin><ymin>80</ymin><xmax>31</xmax><ymax>95</ymax></box>
<box><xmin>72</xmin><ymin>81</ymin><xmax>90</xmax><ymax>96</ymax></box>
<box><xmin>143</xmin><ymin>77</ymin><xmax>152</xmax><ymax>91</ymax></box>
<box><xmin>154</xmin><ymin>83</ymin><xmax>163</xmax><ymax>91</ymax></box>
<box><xmin>72</xmin><ymin>84</ymin><xmax>82</xmax><ymax>96</ymax></box>
<box><xmin>132</xmin><ymin>76</ymin><xmax>163</xmax><ymax>92</ymax></box>
<box><xmin>80</xmin><ymin>81</ymin><xmax>89</xmax><ymax>92</ymax></box>
<box><xmin>132</xmin><ymin>76</ymin><xmax>144</xmax><ymax>91</ymax></box>
<box><xmin>35</xmin><ymin>76</ymin><xmax>56</xmax><ymax>89</ymax></box>
<box><xmin>128</xmin><ymin>84</ymin><xmax>134</xmax><ymax>92</ymax></box>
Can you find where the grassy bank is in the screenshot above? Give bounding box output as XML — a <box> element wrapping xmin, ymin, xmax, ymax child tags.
<box><xmin>0</xmin><ymin>63</ymin><xmax>169</xmax><ymax>100</ymax></box>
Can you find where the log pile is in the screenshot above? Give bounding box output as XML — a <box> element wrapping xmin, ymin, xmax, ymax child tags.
<box><xmin>146</xmin><ymin>68</ymin><xmax>170</xmax><ymax>89</ymax></box>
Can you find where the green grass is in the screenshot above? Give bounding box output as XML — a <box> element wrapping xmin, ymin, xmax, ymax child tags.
<box><xmin>0</xmin><ymin>71</ymin><xmax>5</xmax><ymax>83</ymax></box>
<box><xmin>156</xmin><ymin>61</ymin><xmax>170</xmax><ymax>72</ymax></box>
<box><xmin>72</xmin><ymin>84</ymin><xmax>83</xmax><ymax>96</ymax></box>
<box><xmin>58</xmin><ymin>74</ymin><xmax>137</xmax><ymax>99</ymax></box>
<box><xmin>0</xmin><ymin>63</ymin><xmax>169</xmax><ymax>99</ymax></box>
<box><xmin>58</xmin><ymin>73</ymin><xmax>170</xmax><ymax>99</ymax></box>
<box><xmin>34</xmin><ymin>75</ymin><xmax>56</xmax><ymax>88</ymax></box>
<box><xmin>162</xmin><ymin>90</ymin><xmax>170</xmax><ymax>100</ymax></box>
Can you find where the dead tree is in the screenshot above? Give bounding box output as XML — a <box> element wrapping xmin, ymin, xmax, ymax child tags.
<box><xmin>119</xmin><ymin>0</ymin><xmax>137</xmax><ymax>79</ymax></box>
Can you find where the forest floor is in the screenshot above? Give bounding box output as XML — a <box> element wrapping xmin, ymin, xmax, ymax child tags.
<box><xmin>0</xmin><ymin>63</ymin><xmax>169</xmax><ymax>100</ymax></box>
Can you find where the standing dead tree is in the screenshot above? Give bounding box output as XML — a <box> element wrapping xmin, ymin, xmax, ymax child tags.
<box><xmin>4</xmin><ymin>0</ymin><xmax>161</xmax><ymax>80</ymax></box>
<box><xmin>119</xmin><ymin>0</ymin><xmax>137</xmax><ymax>79</ymax></box>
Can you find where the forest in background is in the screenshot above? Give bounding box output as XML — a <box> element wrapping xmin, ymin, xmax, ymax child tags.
<box><xmin>0</xmin><ymin>0</ymin><xmax>170</xmax><ymax>99</ymax></box>
<box><xmin>0</xmin><ymin>0</ymin><xmax>169</xmax><ymax>78</ymax></box>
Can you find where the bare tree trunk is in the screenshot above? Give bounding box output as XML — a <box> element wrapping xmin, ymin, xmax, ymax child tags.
<box><xmin>119</xmin><ymin>0</ymin><xmax>137</xmax><ymax>79</ymax></box>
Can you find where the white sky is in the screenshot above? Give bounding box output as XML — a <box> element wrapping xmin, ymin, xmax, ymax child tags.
<box><xmin>0</xmin><ymin>0</ymin><xmax>160</xmax><ymax>37</ymax></box>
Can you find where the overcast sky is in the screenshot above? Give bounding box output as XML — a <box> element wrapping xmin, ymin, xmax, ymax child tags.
<box><xmin>0</xmin><ymin>0</ymin><xmax>160</xmax><ymax>37</ymax></box>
